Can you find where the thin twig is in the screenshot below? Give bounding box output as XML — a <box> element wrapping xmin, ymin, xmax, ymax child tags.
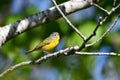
<box><xmin>111</xmin><ymin>3</ymin><xmax>120</xmax><ymax>13</ymax></box>
<box><xmin>86</xmin><ymin>13</ymin><xmax>120</xmax><ymax>47</ymax></box>
<box><xmin>113</xmin><ymin>0</ymin><xmax>117</xmax><ymax>7</ymax></box>
<box><xmin>0</xmin><ymin>61</ymin><xmax>32</xmax><ymax>77</ymax></box>
<box><xmin>75</xmin><ymin>52</ymin><xmax>120</xmax><ymax>56</ymax></box>
<box><xmin>85</xmin><ymin>16</ymin><xmax>108</xmax><ymax>42</ymax></box>
<box><xmin>92</xmin><ymin>3</ymin><xmax>109</xmax><ymax>14</ymax></box>
<box><xmin>77</xmin><ymin>16</ymin><xmax>108</xmax><ymax>51</ymax></box>
<box><xmin>51</xmin><ymin>0</ymin><xmax>86</xmax><ymax>40</ymax></box>
<box><xmin>83</xmin><ymin>2</ymin><xmax>120</xmax><ymax>47</ymax></box>
<box><xmin>91</xmin><ymin>2</ymin><xmax>120</xmax><ymax>15</ymax></box>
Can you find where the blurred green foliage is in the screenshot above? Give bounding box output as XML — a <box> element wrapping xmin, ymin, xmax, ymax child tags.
<box><xmin>0</xmin><ymin>0</ymin><xmax>120</xmax><ymax>80</ymax></box>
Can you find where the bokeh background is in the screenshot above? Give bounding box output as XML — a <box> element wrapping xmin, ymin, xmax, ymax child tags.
<box><xmin>0</xmin><ymin>0</ymin><xmax>120</xmax><ymax>80</ymax></box>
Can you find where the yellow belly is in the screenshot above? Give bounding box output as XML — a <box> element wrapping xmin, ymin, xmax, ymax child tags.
<box><xmin>41</xmin><ymin>40</ymin><xmax>59</xmax><ymax>51</ymax></box>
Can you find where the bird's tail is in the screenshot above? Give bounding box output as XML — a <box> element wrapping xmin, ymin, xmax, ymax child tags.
<box><xmin>26</xmin><ymin>46</ymin><xmax>41</xmax><ymax>54</ymax></box>
<box><xmin>25</xmin><ymin>49</ymin><xmax>35</xmax><ymax>54</ymax></box>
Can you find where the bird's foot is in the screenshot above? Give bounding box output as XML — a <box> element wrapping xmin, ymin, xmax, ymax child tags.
<box><xmin>43</xmin><ymin>51</ymin><xmax>51</xmax><ymax>54</ymax></box>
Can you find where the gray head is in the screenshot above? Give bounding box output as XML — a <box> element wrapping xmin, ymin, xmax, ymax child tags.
<box><xmin>50</xmin><ymin>32</ymin><xmax>59</xmax><ymax>40</ymax></box>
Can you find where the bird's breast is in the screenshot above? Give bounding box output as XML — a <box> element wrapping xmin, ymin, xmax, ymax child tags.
<box><xmin>41</xmin><ymin>39</ymin><xmax>59</xmax><ymax>52</ymax></box>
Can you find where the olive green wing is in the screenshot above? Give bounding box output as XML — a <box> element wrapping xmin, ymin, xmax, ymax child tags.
<box><xmin>26</xmin><ymin>38</ymin><xmax>52</xmax><ymax>54</ymax></box>
<box><xmin>35</xmin><ymin>37</ymin><xmax>52</xmax><ymax>49</ymax></box>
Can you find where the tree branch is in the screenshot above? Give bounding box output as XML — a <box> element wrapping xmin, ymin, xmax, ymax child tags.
<box><xmin>74</xmin><ymin>2</ymin><xmax>120</xmax><ymax>50</ymax></box>
<box><xmin>0</xmin><ymin>45</ymin><xmax>119</xmax><ymax>78</ymax></box>
<box><xmin>92</xmin><ymin>3</ymin><xmax>120</xmax><ymax>15</ymax></box>
<box><xmin>51</xmin><ymin>0</ymin><xmax>86</xmax><ymax>40</ymax></box>
<box><xmin>85</xmin><ymin>2</ymin><xmax>120</xmax><ymax>47</ymax></box>
<box><xmin>85</xmin><ymin>16</ymin><xmax>108</xmax><ymax>42</ymax></box>
<box><xmin>75</xmin><ymin>52</ymin><xmax>120</xmax><ymax>56</ymax></box>
<box><xmin>0</xmin><ymin>0</ymin><xmax>101</xmax><ymax>47</ymax></box>
<box><xmin>0</xmin><ymin>46</ymin><xmax>79</xmax><ymax>77</ymax></box>
<box><xmin>86</xmin><ymin>13</ymin><xmax>120</xmax><ymax>47</ymax></box>
<box><xmin>113</xmin><ymin>0</ymin><xmax>117</xmax><ymax>7</ymax></box>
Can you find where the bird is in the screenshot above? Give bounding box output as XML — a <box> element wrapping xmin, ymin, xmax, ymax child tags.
<box><xmin>26</xmin><ymin>32</ymin><xmax>60</xmax><ymax>54</ymax></box>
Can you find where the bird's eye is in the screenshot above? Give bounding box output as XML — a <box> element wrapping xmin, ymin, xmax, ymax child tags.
<box><xmin>54</xmin><ymin>34</ymin><xmax>57</xmax><ymax>36</ymax></box>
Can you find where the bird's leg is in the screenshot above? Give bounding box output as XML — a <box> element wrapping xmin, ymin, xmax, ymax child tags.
<box><xmin>43</xmin><ymin>51</ymin><xmax>51</xmax><ymax>54</ymax></box>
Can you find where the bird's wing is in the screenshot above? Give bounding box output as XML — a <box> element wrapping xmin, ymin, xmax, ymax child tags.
<box><xmin>34</xmin><ymin>37</ymin><xmax>52</xmax><ymax>50</ymax></box>
<box><xmin>26</xmin><ymin>38</ymin><xmax>52</xmax><ymax>54</ymax></box>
